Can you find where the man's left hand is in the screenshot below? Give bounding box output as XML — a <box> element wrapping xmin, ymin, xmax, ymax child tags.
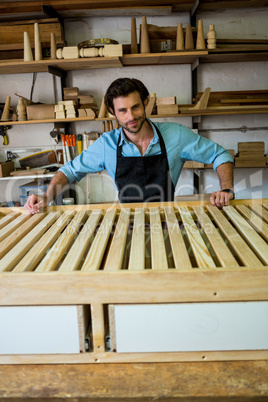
<box><xmin>210</xmin><ymin>190</ymin><xmax>234</xmax><ymax>208</ymax></box>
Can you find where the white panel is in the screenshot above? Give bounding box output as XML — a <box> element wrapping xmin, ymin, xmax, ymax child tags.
<box><xmin>0</xmin><ymin>306</ymin><xmax>80</xmax><ymax>354</ymax></box>
<box><xmin>113</xmin><ymin>302</ymin><xmax>268</xmax><ymax>353</ymax></box>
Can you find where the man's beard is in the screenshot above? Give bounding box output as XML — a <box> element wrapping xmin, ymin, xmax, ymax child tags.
<box><xmin>119</xmin><ymin>112</ymin><xmax>147</xmax><ymax>135</ymax></box>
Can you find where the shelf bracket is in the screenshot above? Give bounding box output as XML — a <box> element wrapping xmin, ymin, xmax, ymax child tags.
<box><xmin>42</xmin><ymin>4</ymin><xmax>64</xmax><ymax>36</ymax></box>
<box><xmin>48</xmin><ymin>65</ymin><xmax>68</xmax><ymax>101</ymax></box>
<box><xmin>191</xmin><ymin>0</ymin><xmax>200</xmax><ymax>26</ymax></box>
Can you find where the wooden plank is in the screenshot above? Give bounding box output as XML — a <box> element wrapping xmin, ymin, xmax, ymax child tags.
<box><xmin>0</xmin><ymin>213</ymin><xmax>46</xmax><ymax>260</ymax></box>
<box><xmin>207</xmin><ymin>206</ymin><xmax>264</xmax><ymax>267</ymax></box>
<box><xmin>191</xmin><ymin>87</ymin><xmax>211</xmax><ymax>110</ymax></box>
<box><xmin>250</xmin><ymin>203</ymin><xmax>268</xmax><ymax>223</ymax></box>
<box><xmin>104</xmin><ymin>209</ymin><xmax>131</xmax><ymax>271</ymax></box>
<box><xmin>59</xmin><ymin>209</ymin><xmax>103</xmax><ymax>272</ymax></box>
<box><xmin>150</xmin><ymin>208</ymin><xmax>168</xmax><ymax>270</ymax></box>
<box><xmin>35</xmin><ymin>210</ymin><xmax>88</xmax><ymax>272</ymax></box>
<box><xmin>12</xmin><ymin>211</ymin><xmax>79</xmax><ymax>273</ymax></box>
<box><xmin>194</xmin><ymin>206</ymin><xmax>239</xmax><ymax>268</ymax></box>
<box><xmin>0</xmin><ymin>211</ymin><xmax>20</xmax><ymax>229</ymax></box>
<box><xmin>223</xmin><ymin>206</ymin><xmax>268</xmax><ymax>265</ymax></box>
<box><xmin>0</xmin><ymin>212</ymin><xmax>59</xmax><ymax>272</ymax></box>
<box><xmin>81</xmin><ymin>209</ymin><xmax>117</xmax><ymax>271</ymax></box>
<box><xmin>128</xmin><ymin>208</ymin><xmax>145</xmax><ymax>271</ymax></box>
<box><xmin>77</xmin><ymin>305</ymin><xmax>90</xmax><ymax>353</ymax></box>
<box><xmin>178</xmin><ymin>206</ymin><xmax>216</xmax><ymax>269</ymax></box>
<box><xmin>236</xmin><ymin>204</ymin><xmax>268</xmax><ymax>241</ymax></box>
<box><xmin>91</xmin><ymin>304</ymin><xmax>106</xmax><ymax>353</ymax></box>
<box><xmin>0</xmin><ymin>212</ymin><xmax>30</xmax><ymax>242</ymax></box>
<box><xmin>164</xmin><ymin>206</ymin><xmax>192</xmax><ymax>270</ymax></box>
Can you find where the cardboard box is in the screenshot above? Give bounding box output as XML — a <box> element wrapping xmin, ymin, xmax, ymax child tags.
<box><xmin>0</xmin><ymin>161</ymin><xmax>14</xmax><ymax>177</ymax></box>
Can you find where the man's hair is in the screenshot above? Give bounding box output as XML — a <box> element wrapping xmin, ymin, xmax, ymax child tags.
<box><xmin>104</xmin><ymin>78</ymin><xmax>149</xmax><ymax>114</ymax></box>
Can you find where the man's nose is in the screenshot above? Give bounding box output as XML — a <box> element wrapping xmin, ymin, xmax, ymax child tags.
<box><xmin>126</xmin><ymin>109</ymin><xmax>135</xmax><ymax>120</ymax></box>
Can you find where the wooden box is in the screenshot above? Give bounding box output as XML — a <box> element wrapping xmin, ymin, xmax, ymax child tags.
<box><xmin>0</xmin><ymin>199</ymin><xmax>267</xmax><ymax>364</ymax></box>
<box><xmin>26</xmin><ymin>104</ymin><xmax>55</xmax><ymax>120</ymax></box>
<box><xmin>0</xmin><ymin>161</ymin><xmax>14</xmax><ymax>177</ymax></box>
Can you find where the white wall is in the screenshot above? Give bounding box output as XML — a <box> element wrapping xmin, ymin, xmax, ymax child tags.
<box><xmin>0</xmin><ymin>8</ymin><xmax>267</xmax><ymax>204</ymax></box>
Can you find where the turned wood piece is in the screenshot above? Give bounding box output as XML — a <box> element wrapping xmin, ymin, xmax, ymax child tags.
<box><xmin>185</xmin><ymin>25</ymin><xmax>194</xmax><ymax>50</ymax></box>
<box><xmin>196</xmin><ymin>20</ymin><xmax>206</xmax><ymax>50</ymax></box>
<box><xmin>207</xmin><ymin>24</ymin><xmax>217</xmax><ymax>49</ymax></box>
<box><xmin>50</xmin><ymin>32</ymin><xmax>57</xmax><ymax>59</ymax></box>
<box><xmin>34</xmin><ymin>23</ymin><xmax>42</xmax><ymax>61</ymax></box>
<box><xmin>17</xmin><ymin>98</ymin><xmax>27</xmax><ymax>121</ymax></box>
<box><xmin>176</xmin><ymin>23</ymin><xmax>184</xmax><ymax>50</ymax></box>
<box><xmin>131</xmin><ymin>17</ymin><xmax>138</xmax><ymax>54</ymax></box>
<box><xmin>1</xmin><ymin>96</ymin><xmax>11</xmax><ymax>121</ymax></box>
<box><xmin>140</xmin><ymin>16</ymin><xmax>150</xmax><ymax>54</ymax></box>
<box><xmin>23</xmin><ymin>32</ymin><xmax>33</xmax><ymax>61</ymax></box>
<box><xmin>80</xmin><ymin>48</ymin><xmax>99</xmax><ymax>58</ymax></box>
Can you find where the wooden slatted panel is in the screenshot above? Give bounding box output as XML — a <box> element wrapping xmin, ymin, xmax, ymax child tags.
<box><xmin>104</xmin><ymin>209</ymin><xmax>131</xmax><ymax>271</ymax></box>
<box><xmin>81</xmin><ymin>209</ymin><xmax>117</xmax><ymax>271</ymax></box>
<box><xmin>128</xmin><ymin>208</ymin><xmax>145</xmax><ymax>271</ymax></box>
<box><xmin>223</xmin><ymin>205</ymin><xmax>268</xmax><ymax>265</ymax></box>
<box><xmin>164</xmin><ymin>206</ymin><xmax>192</xmax><ymax>270</ymax></box>
<box><xmin>0</xmin><ymin>212</ymin><xmax>59</xmax><ymax>272</ymax></box>
<box><xmin>0</xmin><ymin>213</ymin><xmax>31</xmax><ymax>242</ymax></box>
<box><xmin>194</xmin><ymin>206</ymin><xmax>239</xmax><ymax>268</ymax></box>
<box><xmin>250</xmin><ymin>204</ymin><xmax>268</xmax><ymax>224</ymax></box>
<box><xmin>207</xmin><ymin>205</ymin><xmax>264</xmax><ymax>267</ymax></box>
<box><xmin>0</xmin><ymin>213</ymin><xmax>46</xmax><ymax>260</ymax></box>
<box><xmin>13</xmin><ymin>211</ymin><xmax>79</xmax><ymax>273</ymax></box>
<box><xmin>0</xmin><ymin>212</ymin><xmax>20</xmax><ymax>230</ymax></box>
<box><xmin>150</xmin><ymin>208</ymin><xmax>168</xmax><ymax>270</ymax></box>
<box><xmin>91</xmin><ymin>304</ymin><xmax>106</xmax><ymax>353</ymax></box>
<box><xmin>263</xmin><ymin>203</ymin><xmax>268</xmax><ymax>211</ymax></box>
<box><xmin>59</xmin><ymin>209</ymin><xmax>103</xmax><ymax>272</ymax></box>
<box><xmin>178</xmin><ymin>206</ymin><xmax>216</xmax><ymax>269</ymax></box>
<box><xmin>35</xmin><ymin>210</ymin><xmax>88</xmax><ymax>272</ymax></box>
<box><xmin>236</xmin><ymin>204</ymin><xmax>268</xmax><ymax>241</ymax></box>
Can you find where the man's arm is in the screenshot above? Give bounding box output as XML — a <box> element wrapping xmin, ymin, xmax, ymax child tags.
<box><xmin>210</xmin><ymin>162</ymin><xmax>234</xmax><ymax>208</ymax></box>
<box><xmin>24</xmin><ymin>171</ymin><xmax>69</xmax><ymax>214</ymax></box>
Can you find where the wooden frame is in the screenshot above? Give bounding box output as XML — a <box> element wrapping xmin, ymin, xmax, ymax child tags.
<box><xmin>0</xmin><ymin>198</ymin><xmax>267</xmax><ymax>365</ymax></box>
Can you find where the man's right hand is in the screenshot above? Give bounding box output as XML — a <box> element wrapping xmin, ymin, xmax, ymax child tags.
<box><xmin>24</xmin><ymin>194</ymin><xmax>47</xmax><ymax>214</ymax></box>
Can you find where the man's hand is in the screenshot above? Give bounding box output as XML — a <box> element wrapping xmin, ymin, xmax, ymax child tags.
<box><xmin>210</xmin><ymin>190</ymin><xmax>234</xmax><ymax>208</ymax></box>
<box><xmin>24</xmin><ymin>194</ymin><xmax>48</xmax><ymax>214</ymax></box>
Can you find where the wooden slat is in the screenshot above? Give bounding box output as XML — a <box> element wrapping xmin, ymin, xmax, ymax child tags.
<box><xmin>149</xmin><ymin>208</ymin><xmax>168</xmax><ymax>270</ymax></box>
<box><xmin>250</xmin><ymin>203</ymin><xmax>268</xmax><ymax>223</ymax></box>
<box><xmin>128</xmin><ymin>208</ymin><xmax>145</xmax><ymax>271</ymax></box>
<box><xmin>35</xmin><ymin>210</ymin><xmax>87</xmax><ymax>272</ymax></box>
<box><xmin>0</xmin><ymin>212</ymin><xmax>20</xmax><ymax>229</ymax></box>
<box><xmin>236</xmin><ymin>204</ymin><xmax>268</xmax><ymax>241</ymax></box>
<box><xmin>178</xmin><ymin>206</ymin><xmax>216</xmax><ymax>269</ymax></box>
<box><xmin>207</xmin><ymin>206</ymin><xmax>264</xmax><ymax>267</ymax></box>
<box><xmin>13</xmin><ymin>211</ymin><xmax>79</xmax><ymax>273</ymax></box>
<box><xmin>81</xmin><ymin>209</ymin><xmax>117</xmax><ymax>271</ymax></box>
<box><xmin>194</xmin><ymin>206</ymin><xmax>239</xmax><ymax>268</ymax></box>
<box><xmin>0</xmin><ymin>213</ymin><xmax>46</xmax><ymax>260</ymax></box>
<box><xmin>0</xmin><ymin>213</ymin><xmax>30</xmax><ymax>242</ymax></box>
<box><xmin>59</xmin><ymin>209</ymin><xmax>103</xmax><ymax>272</ymax></box>
<box><xmin>0</xmin><ymin>212</ymin><xmax>59</xmax><ymax>272</ymax></box>
<box><xmin>164</xmin><ymin>206</ymin><xmax>192</xmax><ymax>270</ymax></box>
<box><xmin>223</xmin><ymin>205</ymin><xmax>268</xmax><ymax>265</ymax></box>
<box><xmin>91</xmin><ymin>304</ymin><xmax>106</xmax><ymax>353</ymax></box>
<box><xmin>104</xmin><ymin>209</ymin><xmax>131</xmax><ymax>271</ymax></box>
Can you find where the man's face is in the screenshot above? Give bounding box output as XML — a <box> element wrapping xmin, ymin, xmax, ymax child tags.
<box><xmin>112</xmin><ymin>91</ymin><xmax>147</xmax><ymax>135</ymax></box>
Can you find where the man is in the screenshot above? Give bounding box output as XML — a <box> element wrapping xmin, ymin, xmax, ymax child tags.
<box><xmin>25</xmin><ymin>77</ymin><xmax>234</xmax><ymax>214</ymax></box>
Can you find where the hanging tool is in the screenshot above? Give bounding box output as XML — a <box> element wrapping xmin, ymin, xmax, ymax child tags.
<box><xmin>0</xmin><ymin>125</ymin><xmax>11</xmax><ymax>146</ymax></box>
<box><xmin>62</xmin><ymin>134</ymin><xmax>70</xmax><ymax>163</ymax></box>
<box><xmin>6</xmin><ymin>151</ymin><xmax>17</xmax><ymax>162</ymax></box>
<box><xmin>77</xmin><ymin>134</ymin><xmax>83</xmax><ymax>155</ymax></box>
<box><xmin>65</xmin><ymin>134</ymin><xmax>72</xmax><ymax>161</ymax></box>
<box><xmin>71</xmin><ymin>134</ymin><xmax>76</xmax><ymax>158</ymax></box>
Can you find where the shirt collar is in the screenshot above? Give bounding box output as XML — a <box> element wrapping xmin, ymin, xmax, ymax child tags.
<box><xmin>118</xmin><ymin>119</ymin><xmax>159</xmax><ymax>146</ymax></box>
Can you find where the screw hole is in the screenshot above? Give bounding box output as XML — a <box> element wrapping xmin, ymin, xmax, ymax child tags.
<box><xmin>95</xmin><ymin>358</ymin><xmax>99</xmax><ymax>362</ymax></box>
<box><xmin>202</xmin><ymin>356</ymin><xmax>207</xmax><ymax>360</ymax></box>
<box><xmin>213</xmin><ymin>292</ymin><xmax>218</xmax><ymax>296</ymax></box>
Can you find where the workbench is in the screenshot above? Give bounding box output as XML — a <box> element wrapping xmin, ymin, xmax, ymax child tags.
<box><xmin>0</xmin><ymin>199</ymin><xmax>267</xmax><ymax>400</ymax></box>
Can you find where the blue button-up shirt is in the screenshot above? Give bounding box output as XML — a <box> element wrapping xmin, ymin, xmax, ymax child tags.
<box><xmin>59</xmin><ymin>120</ymin><xmax>233</xmax><ymax>189</ymax></box>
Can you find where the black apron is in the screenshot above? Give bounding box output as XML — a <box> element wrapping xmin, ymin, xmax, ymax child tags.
<box><xmin>115</xmin><ymin>122</ymin><xmax>175</xmax><ymax>203</ymax></box>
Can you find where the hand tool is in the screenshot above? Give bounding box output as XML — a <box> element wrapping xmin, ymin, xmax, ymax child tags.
<box><xmin>0</xmin><ymin>125</ymin><xmax>10</xmax><ymax>145</ymax></box>
<box><xmin>77</xmin><ymin>134</ymin><xmax>83</xmax><ymax>155</ymax></box>
<box><xmin>61</xmin><ymin>134</ymin><xmax>69</xmax><ymax>163</ymax></box>
<box><xmin>71</xmin><ymin>134</ymin><xmax>76</xmax><ymax>158</ymax></box>
<box><xmin>65</xmin><ymin>135</ymin><xmax>72</xmax><ymax>161</ymax></box>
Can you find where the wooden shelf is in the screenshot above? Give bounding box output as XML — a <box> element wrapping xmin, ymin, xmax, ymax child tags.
<box><xmin>0</xmin><ymin>116</ymin><xmax>95</xmax><ymax>126</ymax></box>
<box><xmin>1</xmin><ymin>49</ymin><xmax>268</xmax><ymax>75</ymax></box>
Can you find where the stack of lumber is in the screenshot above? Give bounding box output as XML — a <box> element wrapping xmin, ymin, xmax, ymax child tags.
<box><xmin>156</xmin><ymin>96</ymin><xmax>178</xmax><ymax>115</ymax></box>
<box><xmin>64</xmin><ymin>87</ymin><xmax>79</xmax><ymax>100</ymax></box>
<box><xmin>193</xmin><ymin>90</ymin><xmax>268</xmax><ymax>108</ymax></box>
<box><xmin>63</xmin><ymin>87</ymin><xmax>98</xmax><ymax>118</ymax></box>
<box><xmin>0</xmin><ymin>18</ymin><xmax>64</xmax><ymax>60</ymax></box>
<box><xmin>55</xmin><ymin>100</ymin><xmax>76</xmax><ymax>119</ymax></box>
<box><xmin>235</xmin><ymin>142</ymin><xmax>266</xmax><ymax>167</ymax></box>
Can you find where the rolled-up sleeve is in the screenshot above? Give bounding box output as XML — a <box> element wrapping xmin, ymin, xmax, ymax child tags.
<box><xmin>180</xmin><ymin>127</ymin><xmax>234</xmax><ymax>171</ymax></box>
<box><xmin>59</xmin><ymin>136</ymin><xmax>105</xmax><ymax>183</ymax></box>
